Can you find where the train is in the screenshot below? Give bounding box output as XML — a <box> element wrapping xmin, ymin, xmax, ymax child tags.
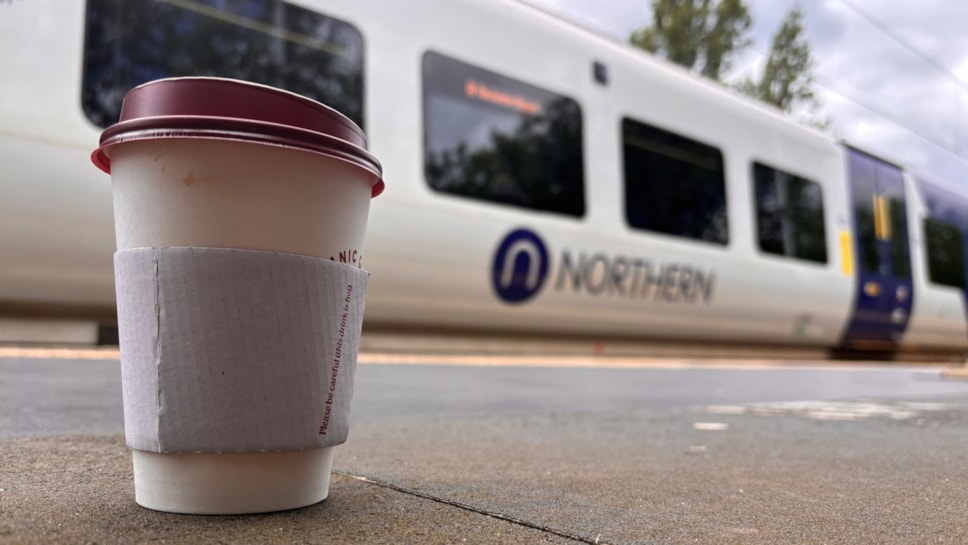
<box><xmin>1</xmin><ymin>0</ymin><xmax>967</xmax><ymax>358</ymax></box>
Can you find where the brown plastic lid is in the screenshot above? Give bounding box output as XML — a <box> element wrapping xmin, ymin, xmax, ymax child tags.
<box><xmin>92</xmin><ymin>77</ymin><xmax>384</xmax><ymax>197</ymax></box>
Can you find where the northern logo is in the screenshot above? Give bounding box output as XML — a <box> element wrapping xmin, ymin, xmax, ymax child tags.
<box><xmin>491</xmin><ymin>228</ymin><xmax>549</xmax><ymax>304</ymax></box>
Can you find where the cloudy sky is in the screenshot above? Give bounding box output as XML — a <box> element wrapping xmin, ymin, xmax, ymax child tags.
<box><xmin>523</xmin><ymin>0</ymin><xmax>968</xmax><ymax>187</ymax></box>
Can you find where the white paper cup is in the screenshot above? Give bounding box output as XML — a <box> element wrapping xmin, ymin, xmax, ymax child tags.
<box><xmin>111</xmin><ymin>138</ymin><xmax>372</xmax><ymax>261</ymax></box>
<box><xmin>92</xmin><ymin>77</ymin><xmax>384</xmax><ymax>514</ymax></box>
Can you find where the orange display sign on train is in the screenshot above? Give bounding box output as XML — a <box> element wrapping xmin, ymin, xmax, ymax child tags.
<box><xmin>465</xmin><ymin>79</ymin><xmax>541</xmax><ymax>115</ymax></box>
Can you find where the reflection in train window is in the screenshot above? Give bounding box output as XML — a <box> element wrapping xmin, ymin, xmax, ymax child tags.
<box><xmin>82</xmin><ymin>0</ymin><xmax>364</xmax><ymax>128</ymax></box>
<box><xmin>753</xmin><ymin>163</ymin><xmax>828</xmax><ymax>264</ymax></box>
<box><xmin>924</xmin><ymin>218</ymin><xmax>965</xmax><ymax>288</ymax></box>
<box><xmin>622</xmin><ymin>118</ymin><xmax>728</xmax><ymax>244</ymax></box>
<box><xmin>422</xmin><ymin>51</ymin><xmax>585</xmax><ymax>217</ymax></box>
<box><xmin>846</xmin><ymin>152</ymin><xmax>884</xmax><ymax>275</ymax></box>
<box><xmin>888</xmin><ymin>197</ymin><xmax>910</xmax><ymax>279</ymax></box>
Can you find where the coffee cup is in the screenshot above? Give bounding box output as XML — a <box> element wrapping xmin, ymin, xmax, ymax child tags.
<box><xmin>92</xmin><ymin>77</ymin><xmax>384</xmax><ymax>514</ymax></box>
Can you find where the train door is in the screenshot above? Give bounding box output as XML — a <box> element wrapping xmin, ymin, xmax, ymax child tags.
<box><xmin>840</xmin><ymin>148</ymin><xmax>914</xmax><ymax>350</ymax></box>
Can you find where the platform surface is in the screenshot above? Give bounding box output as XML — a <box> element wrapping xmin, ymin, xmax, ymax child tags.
<box><xmin>3</xmin><ymin>351</ymin><xmax>968</xmax><ymax>544</ymax></box>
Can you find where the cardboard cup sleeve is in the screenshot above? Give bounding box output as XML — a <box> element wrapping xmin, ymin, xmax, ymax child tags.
<box><xmin>114</xmin><ymin>247</ymin><xmax>368</xmax><ymax>454</ymax></box>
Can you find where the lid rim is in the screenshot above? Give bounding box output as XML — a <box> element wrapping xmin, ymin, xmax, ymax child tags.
<box><xmin>96</xmin><ymin>116</ymin><xmax>383</xmax><ymax>172</ymax></box>
<box><xmin>93</xmin><ymin>127</ymin><xmax>384</xmax><ymax>197</ymax></box>
<box><xmin>92</xmin><ymin>77</ymin><xmax>384</xmax><ymax>198</ymax></box>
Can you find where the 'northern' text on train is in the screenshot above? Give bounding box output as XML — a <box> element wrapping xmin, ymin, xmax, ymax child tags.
<box><xmin>554</xmin><ymin>252</ymin><xmax>715</xmax><ymax>303</ymax></box>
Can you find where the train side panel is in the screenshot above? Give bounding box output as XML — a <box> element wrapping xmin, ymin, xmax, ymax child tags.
<box><xmin>2</xmin><ymin>0</ymin><xmax>962</xmax><ymax>354</ymax></box>
<box><xmin>900</xmin><ymin>175</ymin><xmax>968</xmax><ymax>352</ymax></box>
<box><xmin>338</xmin><ymin>0</ymin><xmax>856</xmax><ymax>345</ymax></box>
<box><xmin>0</xmin><ymin>1</ymin><xmax>116</xmax><ymax>313</ymax></box>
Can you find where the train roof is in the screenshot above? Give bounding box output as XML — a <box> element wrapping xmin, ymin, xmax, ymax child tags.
<box><xmin>914</xmin><ymin>169</ymin><xmax>968</xmax><ymax>199</ymax></box>
<box><xmin>513</xmin><ymin>0</ymin><xmax>836</xmax><ymax>144</ymax></box>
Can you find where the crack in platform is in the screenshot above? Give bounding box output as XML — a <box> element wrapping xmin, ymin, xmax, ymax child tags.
<box><xmin>335</xmin><ymin>471</ymin><xmax>607</xmax><ymax>544</ymax></box>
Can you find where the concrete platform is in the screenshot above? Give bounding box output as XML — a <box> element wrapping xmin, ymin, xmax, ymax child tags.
<box><xmin>4</xmin><ymin>395</ymin><xmax>968</xmax><ymax>544</ymax></box>
<box><xmin>0</xmin><ymin>436</ymin><xmax>576</xmax><ymax>545</ymax></box>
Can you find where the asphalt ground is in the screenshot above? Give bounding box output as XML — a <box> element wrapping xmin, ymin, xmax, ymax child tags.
<box><xmin>2</xmin><ymin>351</ymin><xmax>968</xmax><ymax>544</ymax></box>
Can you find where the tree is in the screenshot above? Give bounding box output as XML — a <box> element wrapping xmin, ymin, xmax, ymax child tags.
<box><xmin>629</xmin><ymin>0</ymin><xmax>752</xmax><ymax>82</ymax></box>
<box><xmin>740</xmin><ymin>6</ymin><xmax>817</xmax><ymax>113</ymax></box>
<box><xmin>631</xmin><ymin>1</ymin><xmax>826</xmax><ymax>127</ymax></box>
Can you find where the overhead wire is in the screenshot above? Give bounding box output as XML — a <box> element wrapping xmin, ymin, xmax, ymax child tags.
<box><xmin>734</xmin><ymin>38</ymin><xmax>968</xmax><ymax>168</ymax></box>
<box><xmin>831</xmin><ymin>0</ymin><xmax>968</xmax><ymax>93</ymax></box>
<box><xmin>812</xmin><ymin>76</ymin><xmax>968</xmax><ymax>168</ymax></box>
<box><xmin>820</xmin><ymin>0</ymin><xmax>968</xmax><ymax>167</ymax></box>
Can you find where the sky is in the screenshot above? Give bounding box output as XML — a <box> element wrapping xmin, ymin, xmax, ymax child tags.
<box><xmin>522</xmin><ymin>0</ymin><xmax>968</xmax><ymax>188</ymax></box>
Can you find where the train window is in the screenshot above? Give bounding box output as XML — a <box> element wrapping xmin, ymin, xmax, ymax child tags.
<box><xmin>82</xmin><ymin>0</ymin><xmax>364</xmax><ymax>128</ymax></box>
<box><xmin>622</xmin><ymin>118</ymin><xmax>728</xmax><ymax>244</ymax></box>
<box><xmin>423</xmin><ymin>51</ymin><xmax>585</xmax><ymax>217</ymax></box>
<box><xmin>887</xmin><ymin>198</ymin><xmax>910</xmax><ymax>278</ymax></box>
<box><xmin>847</xmin><ymin>152</ymin><xmax>881</xmax><ymax>274</ymax></box>
<box><xmin>753</xmin><ymin>163</ymin><xmax>828</xmax><ymax>264</ymax></box>
<box><xmin>924</xmin><ymin>218</ymin><xmax>965</xmax><ymax>288</ymax></box>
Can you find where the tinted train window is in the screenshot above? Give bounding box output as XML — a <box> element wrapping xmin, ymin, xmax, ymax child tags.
<box><xmin>423</xmin><ymin>51</ymin><xmax>585</xmax><ymax>217</ymax></box>
<box><xmin>82</xmin><ymin>0</ymin><xmax>364</xmax><ymax>128</ymax></box>
<box><xmin>753</xmin><ymin>163</ymin><xmax>828</xmax><ymax>264</ymax></box>
<box><xmin>622</xmin><ymin>118</ymin><xmax>728</xmax><ymax>244</ymax></box>
<box><xmin>888</xmin><ymin>197</ymin><xmax>911</xmax><ymax>279</ymax></box>
<box><xmin>848</xmin><ymin>157</ymin><xmax>881</xmax><ymax>274</ymax></box>
<box><xmin>924</xmin><ymin>218</ymin><xmax>965</xmax><ymax>288</ymax></box>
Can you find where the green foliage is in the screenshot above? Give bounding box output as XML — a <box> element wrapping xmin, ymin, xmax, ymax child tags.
<box><xmin>631</xmin><ymin>1</ymin><xmax>827</xmax><ymax>127</ymax></box>
<box><xmin>732</xmin><ymin>6</ymin><xmax>830</xmax><ymax>129</ymax></box>
<box><xmin>745</xmin><ymin>6</ymin><xmax>815</xmax><ymax>111</ymax></box>
<box><xmin>629</xmin><ymin>0</ymin><xmax>751</xmax><ymax>82</ymax></box>
<box><xmin>702</xmin><ymin>0</ymin><xmax>753</xmax><ymax>79</ymax></box>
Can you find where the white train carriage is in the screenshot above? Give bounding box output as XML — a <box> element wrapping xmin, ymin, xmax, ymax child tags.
<box><xmin>0</xmin><ymin>0</ymin><xmax>965</xmax><ymax>355</ymax></box>
<box><xmin>903</xmin><ymin>173</ymin><xmax>968</xmax><ymax>352</ymax></box>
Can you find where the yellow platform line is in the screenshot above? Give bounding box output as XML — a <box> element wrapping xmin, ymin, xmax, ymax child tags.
<box><xmin>0</xmin><ymin>345</ymin><xmax>921</xmax><ymax>371</ymax></box>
